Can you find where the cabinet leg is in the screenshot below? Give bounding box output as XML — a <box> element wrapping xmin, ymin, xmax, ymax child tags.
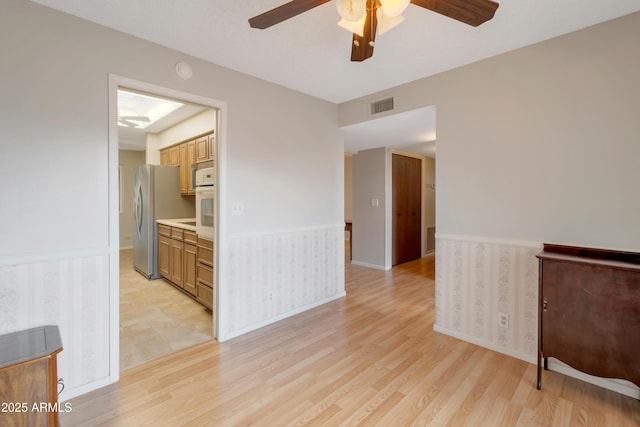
<box><xmin>537</xmin><ymin>361</ymin><xmax>542</xmax><ymax>390</ymax></box>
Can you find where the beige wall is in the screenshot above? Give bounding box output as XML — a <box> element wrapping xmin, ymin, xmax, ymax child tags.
<box><xmin>352</xmin><ymin>148</ymin><xmax>390</xmax><ymax>269</ymax></box>
<box><xmin>340</xmin><ymin>12</ymin><xmax>640</xmax><ymax>250</ymax></box>
<box><xmin>339</xmin><ymin>11</ymin><xmax>640</xmax><ymax>396</ymax></box>
<box><xmin>0</xmin><ymin>0</ymin><xmax>344</xmax><ymax>399</ymax></box>
<box><xmin>344</xmin><ymin>155</ymin><xmax>353</xmax><ymax>221</ymax></box>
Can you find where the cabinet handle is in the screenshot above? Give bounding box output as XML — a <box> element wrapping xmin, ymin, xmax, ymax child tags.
<box><xmin>543</xmin><ymin>297</ymin><xmax>548</xmax><ymax>312</ymax></box>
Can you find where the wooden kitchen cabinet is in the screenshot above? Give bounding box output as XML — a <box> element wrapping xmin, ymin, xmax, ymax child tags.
<box><xmin>183</xmin><ymin>231</ymin><xmax>198</xmax><ymax>297</ymax></box>
<box><xmin>158</xmin><ymin>233</ymin><xmax>171</xmax><ymax>279</ymax></box>
<box><xmin>197</xmin><ymin>236</ymin><xmax>214</xmax><ymax>310</ymax></box>
<box><xmin>168</xmin><ymin>145</ymin><xmax>180</xmax><ymax>167</ymax></box>
<box><xmin>0</xmin><ymin>326</ymin><xmax>63</xmax><ymax>427</ymax></box>
<box><xmin>179</xmin><ymin>140</ymin><xmax>196</xmax><ymax>195</ymax></box>
<box><xmin>195</xmin><ymin>135</ymin><xmax>209</xmax><ymax>162</ymax></box>
<box><xmin>179</xmin><ymin>143</ymin><xmax>187</xmax><ymax>193</ymax></box>
<box><xmin>536</xmin><ymin>244</ymin><xmax>640</xmax><ymax>392</ymax></box>
<box><xmin>170</xmin><ymin>227</ymin><xmax>184</xmax><ymax>287</ymax></box>
<box><xmin>208</xmin><ymin>133</ymin><xmax>215</xmax><ymax>161</ymax></box>
<box><xmin>158</xmin><ymin>224</ymin><xmax>203</xmax><ymax>302</ymax></box>
<box><xmin>159</xmin><ymin>131</ymin><xmax>213</xmax><ymax>194</ymax></box>
<box><xmin>160</xmin><ymin>149</ymin><xmax>169</xmax><ymax>166</ymax></box>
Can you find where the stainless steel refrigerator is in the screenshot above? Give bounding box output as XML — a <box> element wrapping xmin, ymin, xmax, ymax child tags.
<box><xmin>133</xmin><ymin>165</ymin><xmax>195</xmax><ymax>279</ymax></box>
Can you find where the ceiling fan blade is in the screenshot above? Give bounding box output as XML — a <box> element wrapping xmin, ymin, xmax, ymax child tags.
<box><xmin>249</xmin><ymin>0</ymin><xmax>331</xmax><ymax>29</ymax></box>
<box><xmin>410</xmin><ymin>0</ymin><xmax>499</xmax><ymax>27</ymax></box>
<box><xmin>351</xmin><ymin>0</ymin><xmax>377</xmax><ymax>62</ymax></box>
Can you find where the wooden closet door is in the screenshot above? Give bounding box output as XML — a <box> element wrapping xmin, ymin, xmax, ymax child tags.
<box><xmin>392</xmin><ymin>154</ymin><xmax>422</xmax><ymax>265</ymax></box>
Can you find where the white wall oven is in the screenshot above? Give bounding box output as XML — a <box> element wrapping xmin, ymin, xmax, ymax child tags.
<box><xmin>195</xmin><ymin>167</ymin><xmax>214</xmax><ymax>240</ymax></box>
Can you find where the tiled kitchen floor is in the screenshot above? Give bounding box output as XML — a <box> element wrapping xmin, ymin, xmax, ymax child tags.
<box><xmin>119</xmin><ymin>249</ymin><xmax>213</xmax><ymax>371</ymax></box>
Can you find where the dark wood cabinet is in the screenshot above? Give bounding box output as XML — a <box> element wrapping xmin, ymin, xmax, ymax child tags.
<box><xmin>536</xmin><ymin>244</ymin><xmax>640</xmax><ymax>394</ymax></box>
<box><xmin>0</xmin><ymin>326</ymin><xmax>63</xmax><ymax>426</ymax></box>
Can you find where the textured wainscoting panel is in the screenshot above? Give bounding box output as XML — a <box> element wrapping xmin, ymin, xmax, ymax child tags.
<box><xmin>0</xmin><ymin>254</ymin><xmax>110</xmax><ymax>398</ymax></box>
<box><xmin>435</xmin><ymin>236</ymin><xmax>540</xmax><ymax>362</ymax></box>
<box><xmin>225</xmin><ymin>225</ymin><xmax>345</xmax><ymax>337</ymax></box>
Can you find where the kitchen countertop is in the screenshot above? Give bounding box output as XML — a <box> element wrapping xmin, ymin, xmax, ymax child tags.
<box><xmin>157</xmin><ymin>218</ymin><xmax>197</xmax><ymax>231</ymax></box>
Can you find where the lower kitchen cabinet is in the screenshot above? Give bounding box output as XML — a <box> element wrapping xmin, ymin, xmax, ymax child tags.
<box><xmin>170</xmin><ymin>239</ymin><xmax>184</xmax><ymax>287</ymax></box>
<box><xmin>158</xmin><ymin>232</ymin><xmax>171</xmax><ymax>279</ymax></box>
<box><xmin>183</xmin><ymin>231</ymin><xmax>198</xmax><ymax>297</ymax></box>
<box><xmin>158</xmin><ymin>223</ymin><xmax>211</xmax><ymax>308</ymax></box>
<box><xmin>197</xmin><ymin>236</ymin><xmax>214</xmax><ymax>310</ymax></box>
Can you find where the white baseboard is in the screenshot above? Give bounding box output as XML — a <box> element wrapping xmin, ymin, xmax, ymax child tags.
<box><xmin>220</xmin><ymin>291</ymin><xmax>346</xmax><ymax>342</ymax></box>
<box><xmin>59</xmin><ymin>376</ymin><xmax>114</xmax><ymax>402</ymax></box>
<box><xmin>350</xmin><ymin>260</ymin><xmax>390</xmax><ymax>270</ymax></box>
<box><xmin>433</xmin><ymin>324</ymin><xmax>536</xmax><ymax>365</ymax></box>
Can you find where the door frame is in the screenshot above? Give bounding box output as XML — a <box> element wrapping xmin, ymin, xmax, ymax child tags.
<box><xmin>107</xmin><ymin>74</ymin><xmax>227</xmax><ymax>382</ymax></box>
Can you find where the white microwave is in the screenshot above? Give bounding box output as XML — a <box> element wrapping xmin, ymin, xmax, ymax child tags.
<box><xmin>195</xmin><ymin>167</ymin><xmax>214</xmax><ymax>240</ymax></box>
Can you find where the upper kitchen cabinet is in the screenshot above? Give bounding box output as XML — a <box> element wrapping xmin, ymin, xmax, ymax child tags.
<box><xmin>168</xmin><ymin>145</ymin><xmax>180</xmax><ymax>167</ymax></box>
<box><xmin>195</xmin><ymin>135</ymin><xmax>209</xmax><ymax>162</ymax></box>
<box><xmin>208</xmin><ymin>133</ymin><xmax>215</xmax><ymax>163</ymax></box>
<box><xmin>179</xmin><ymin>139</ymin><xmax>196</xmax><ymax>195</ymax></box>
<box><xmin>160</xmin><ymin>131</ymin><xmax>214</xmax><ymax>196</ymax></box>
<box><xmin>195</xmin><ymin>132</ymin><xmax>215</xmax><ymax>163</ymax></box>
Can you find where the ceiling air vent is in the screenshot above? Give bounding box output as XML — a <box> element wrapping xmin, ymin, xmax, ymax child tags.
<box><xmin>370</xmin><ymin>97</ymin><xmax>394</xmax><ymax>115</ymax></box>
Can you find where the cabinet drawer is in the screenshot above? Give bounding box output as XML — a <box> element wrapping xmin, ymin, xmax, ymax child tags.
<box><xmin>158</xmin><ymin>224</ymin><xmax>171</xmax><ymax>237</ymax></box>
<box><xmin>198</xmin><ymin>246</ymin><xmax>213</xmax><ymax>267</ymax></box>
<box><xmin>197</xmin><ymin>283</ymin><xmax>213</xmax><ymax>310</ymax></box>
<box><xmin>197</xmin><ymin>236</ymin><xmax>213</xmax><ymax>249</ymax></box>
<box><xmin>197</xmin><ymin>263</ymin><xmax>213</xmax><ymax>287</ymax></box>
<box><xmin>184</xmin><ymin>230</ymin><xmax>198</xmax><ymax>245</ymax></box>
<box><xmin>171</xmin><ymin>227</ymin><xmax>184</xmax><ymax>240</ymax></box>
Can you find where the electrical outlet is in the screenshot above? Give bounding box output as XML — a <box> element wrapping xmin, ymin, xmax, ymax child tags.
<box><xmin>267</xmin><ymin>291</ymin><xmax>273</xmax><ymax>301</ymax></box>
<box><xmin>231</xmin><ymin>201</ymin><xmax>244</xmax><ymax>216</ymax></box>
<box><xmin>498</xmin><ymin>312</ymin><xmax>509</xmax><ymax>329</ymax></box>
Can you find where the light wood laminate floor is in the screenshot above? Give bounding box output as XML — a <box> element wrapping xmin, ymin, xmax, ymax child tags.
<box><xmin>63</xmin><ymin>254</ymin><xmax>640</xmax><ymax>426</ymax></box>
<box><xmin>120</xmin><ymin>249</ymin><xmax>212</xmax><ymax>371</ymax></box>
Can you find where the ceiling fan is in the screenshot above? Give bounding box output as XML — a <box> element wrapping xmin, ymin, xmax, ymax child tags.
<box><xmin>118</xmin><ymin>116</ymin><xmax>150</xmax><ymax>128</ymax></box>
<box><xmin>249</xmin><ymin>0</ymin><xmax>499</xmax><ymax>62</ymax></box>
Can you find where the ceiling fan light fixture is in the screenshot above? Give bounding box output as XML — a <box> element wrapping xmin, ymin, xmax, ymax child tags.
<box><xmin>337</xmin><ymin>16</ymin><xmax>366</xmax><ymax>37</ymax></box>
<box><xmin>379</xmin><ymin>0</ymin><xmax>410</xmax><ymax>17</ymax></box>
<box><xmin>376</xmin><ymin>8</ymin><xmax>406</xmax><ymax>35</ymax></box>
<box><xmin>335</xmin><ymin>0</ymin><xmax>367</xmax><ymax>22</ymax></box>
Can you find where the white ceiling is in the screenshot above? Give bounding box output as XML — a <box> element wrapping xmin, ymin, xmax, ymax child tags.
<box><xmin>118</xmin><ymin>101</ymin><xmax>208</xmax><ymax>151</ymax></box>
<box><xmin>32</xmin><ymin>0</ymin><xmax>640</xmax><ymax>156</ymax></box>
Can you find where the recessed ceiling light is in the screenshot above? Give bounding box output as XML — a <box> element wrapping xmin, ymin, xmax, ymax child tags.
<box><xmin>117</xmin><ymin>90</ymin><xmax>183</xmax><ymax>129</ymax></box>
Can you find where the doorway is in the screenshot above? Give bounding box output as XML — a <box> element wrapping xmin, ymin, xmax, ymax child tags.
<box><xmin>108</xmin><ymin>75</ymin><xmax>226</xmax><ymax>377</ymax></box>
